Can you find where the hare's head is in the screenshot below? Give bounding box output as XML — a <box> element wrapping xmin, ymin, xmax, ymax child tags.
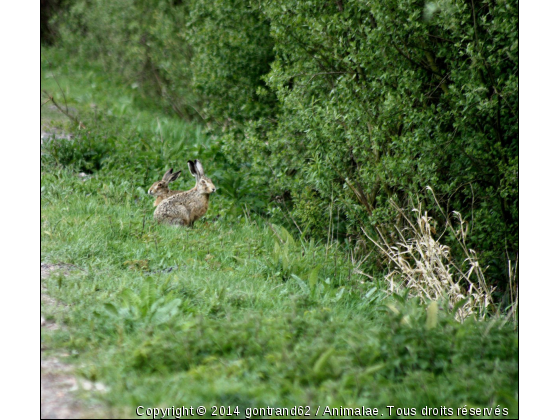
<box><xmin>148</xmin><ymin>168</ymin><xmax>182</xmax><ymax>197</ymax></box>
<box><xmin>188</xmin><ymin>160</ymin><xmax>216</xmax><ymax>194</ymax></box>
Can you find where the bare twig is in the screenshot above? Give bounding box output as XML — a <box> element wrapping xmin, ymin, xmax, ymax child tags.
<box><xmin>427</xmin><ymin>71</ymin><xmax>451</xmax><ymax>97</ymax></box>
<box><xmin>47</xmin><ymin>62</ymin><xmax>70</xmax><ymax>114</ymax></box>
<box><xmin>266</xmin><ymin>221</ymin><xmax>285</xmax><ymax>245</ymax></box>
<box><xmin>42</xmin><ymin>90</ymin><xmax>86</xmax><ymax>129</ymax></box>
<box><xmin>278</xmin><ymin>197</ymin><xmax>303</xmax><ymax>236</ymax></box>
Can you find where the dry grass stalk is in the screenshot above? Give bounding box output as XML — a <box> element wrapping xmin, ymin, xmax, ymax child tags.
<box><xmin>503</xmin><ymin>257</ymin><xmax>518</xmax><ymax>328</ymax></box>
<box><xmin>361</xmin><ymin>195</ymin><xmax>495</xmax><ymax>322</ymax></box>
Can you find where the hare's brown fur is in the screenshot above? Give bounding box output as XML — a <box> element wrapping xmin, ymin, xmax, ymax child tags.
<box><xmin>153</xmin><ymin>160</ymin><xmax>216</xmax><ymax>226</ymax></box>
<box><xmin>148</xmin><ymin>168</ymin><xmax>183</xmax><ymax>207</ymax></box>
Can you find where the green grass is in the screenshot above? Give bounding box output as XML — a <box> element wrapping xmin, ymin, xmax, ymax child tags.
<box><xmin>41</xmin><ymin>47</ymin><xmax>518</xmax><ymax>419</ymax></box>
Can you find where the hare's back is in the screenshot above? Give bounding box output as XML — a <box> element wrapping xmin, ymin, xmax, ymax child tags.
<box><xmin>156</xmin><ymin>189</ymin><xmax>195</xmax><ymax>214</ymax></box>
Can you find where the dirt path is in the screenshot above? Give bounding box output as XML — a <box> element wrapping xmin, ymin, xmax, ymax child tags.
<box><xmin>41</xmin><ymin>265</ymin><xmax>109</xmax><ymax>419</ymax></box>
<box><xmin>41</xmin><ymin>105</ymin><xmax>113</xmax><ymax>418</ymax></box>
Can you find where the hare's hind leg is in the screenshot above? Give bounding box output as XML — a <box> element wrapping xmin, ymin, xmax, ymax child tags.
<box><xmin>169</xmin><ymin>218</ymin><xmax>186</xmax><ymax>226</ymax></box>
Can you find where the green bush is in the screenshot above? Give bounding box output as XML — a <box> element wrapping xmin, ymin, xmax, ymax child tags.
<box><xmin>41</xmin><ymin>0</ymin><xmax>70</xmax><ymax>45</ymax></box>
<box><xmin>55</xmin><ymin>0</ymin><xmax>199</xmax><ymax>119</ymax></box>
<box><xmin>47</xmin><ymin>0</ymin><xmax>518</xmax><ymax>290</ymax></box>
<box><xmin>42</xmin><ymin>131</ymin><xmax>115</xmax><ymax>173</ymax></box>
<box><xmin>185</xmin><ymin>0</ymin><xmax>277</xmax><ymax>126</ymax></box>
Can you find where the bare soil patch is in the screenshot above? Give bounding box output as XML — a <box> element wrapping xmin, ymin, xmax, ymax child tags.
<box><xmin>41</xmin><ymin>263</ymin><xmax>110</xmax><ymax>419</ymax></box>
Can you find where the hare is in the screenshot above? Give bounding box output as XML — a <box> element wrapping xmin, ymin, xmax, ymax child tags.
<box><xmin>148</xmin><ymin>168</ymin><xmax>183</xmax><ymax>207</ymax></box>
<box><xmin>154</xmin><ymin>159</ymin><xmax>216</xmax><ymax>226</ymax></box>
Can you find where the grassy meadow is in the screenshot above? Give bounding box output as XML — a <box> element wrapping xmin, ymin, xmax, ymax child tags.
<box><xmin>41</xmin><ymin>48</ymin><xmax>518</xmax><ymax>418</ymax></box>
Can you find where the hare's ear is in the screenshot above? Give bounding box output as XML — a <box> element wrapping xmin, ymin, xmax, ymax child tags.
<box><xmin>188</xmin><ymin>161</ymin><xmax>198</xmax><ymax>178</ymax></box>
<box><xmin>162</xmin><ymin>168</ymin><xmax>174</xmax><ymax>182</ymax></box>
<box><xmin>168</xmin><ymin>170</ymin><xmax>182</xmax><ymax>182</ymax></box>
<box><xmin>195</xmin><ymin>160</ymin><xmax>205</xmax><ymax>176</ymax></box>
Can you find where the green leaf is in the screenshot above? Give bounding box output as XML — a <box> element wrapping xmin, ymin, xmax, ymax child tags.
<box><xmin>307</xmin><ymin>266</ymin><xmax>319</xmax><ymax>290</ymax></box>
<box><xmin>426</xmin><ymin>301</ymin><xmax>439</xmax><ymax>329</ymax></box>
<box><xmin>451</xmin><ymin>297</ymin><xmax>470</xmax><ymax>317</ymax></box>
<box><xmin>363</xmin><ymin>363</ymin><xmax>385</xmax><ymax>376</ymax></box>
<box><xmin>291</xmin><ymin>274</ymin><xmax>309</xmax><ymax>294</ymax></box>
<box><xmin>103</xmin><ymin>302</ymin><xmax>119</xmax><ymax>317</ymax></box>
<box><xmin>313</xmin><ymin>348</ymin><xmax>335</xmax><ymax>374</ymax></box>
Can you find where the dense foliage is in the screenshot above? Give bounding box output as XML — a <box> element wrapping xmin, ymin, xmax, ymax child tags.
<box><xmin>45</xmin><ymin>0</ymin><xmax>518</xmax><ymax>292</ymax></box>
<box><xmin>41</xmin><ymin>22</ymin><xmax>518</xmax><ymax>416</ymax></box>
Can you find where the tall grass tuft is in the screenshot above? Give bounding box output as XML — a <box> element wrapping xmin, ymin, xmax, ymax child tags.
<box><xmin>363</xmin><ymin>189</ymin><xmax>496</xmax><ymax>322</ymax></box>
<box><xmin>505</xmin><ymin>257</ymin><xmax>519</xmax><ymax>328</ymax></box>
